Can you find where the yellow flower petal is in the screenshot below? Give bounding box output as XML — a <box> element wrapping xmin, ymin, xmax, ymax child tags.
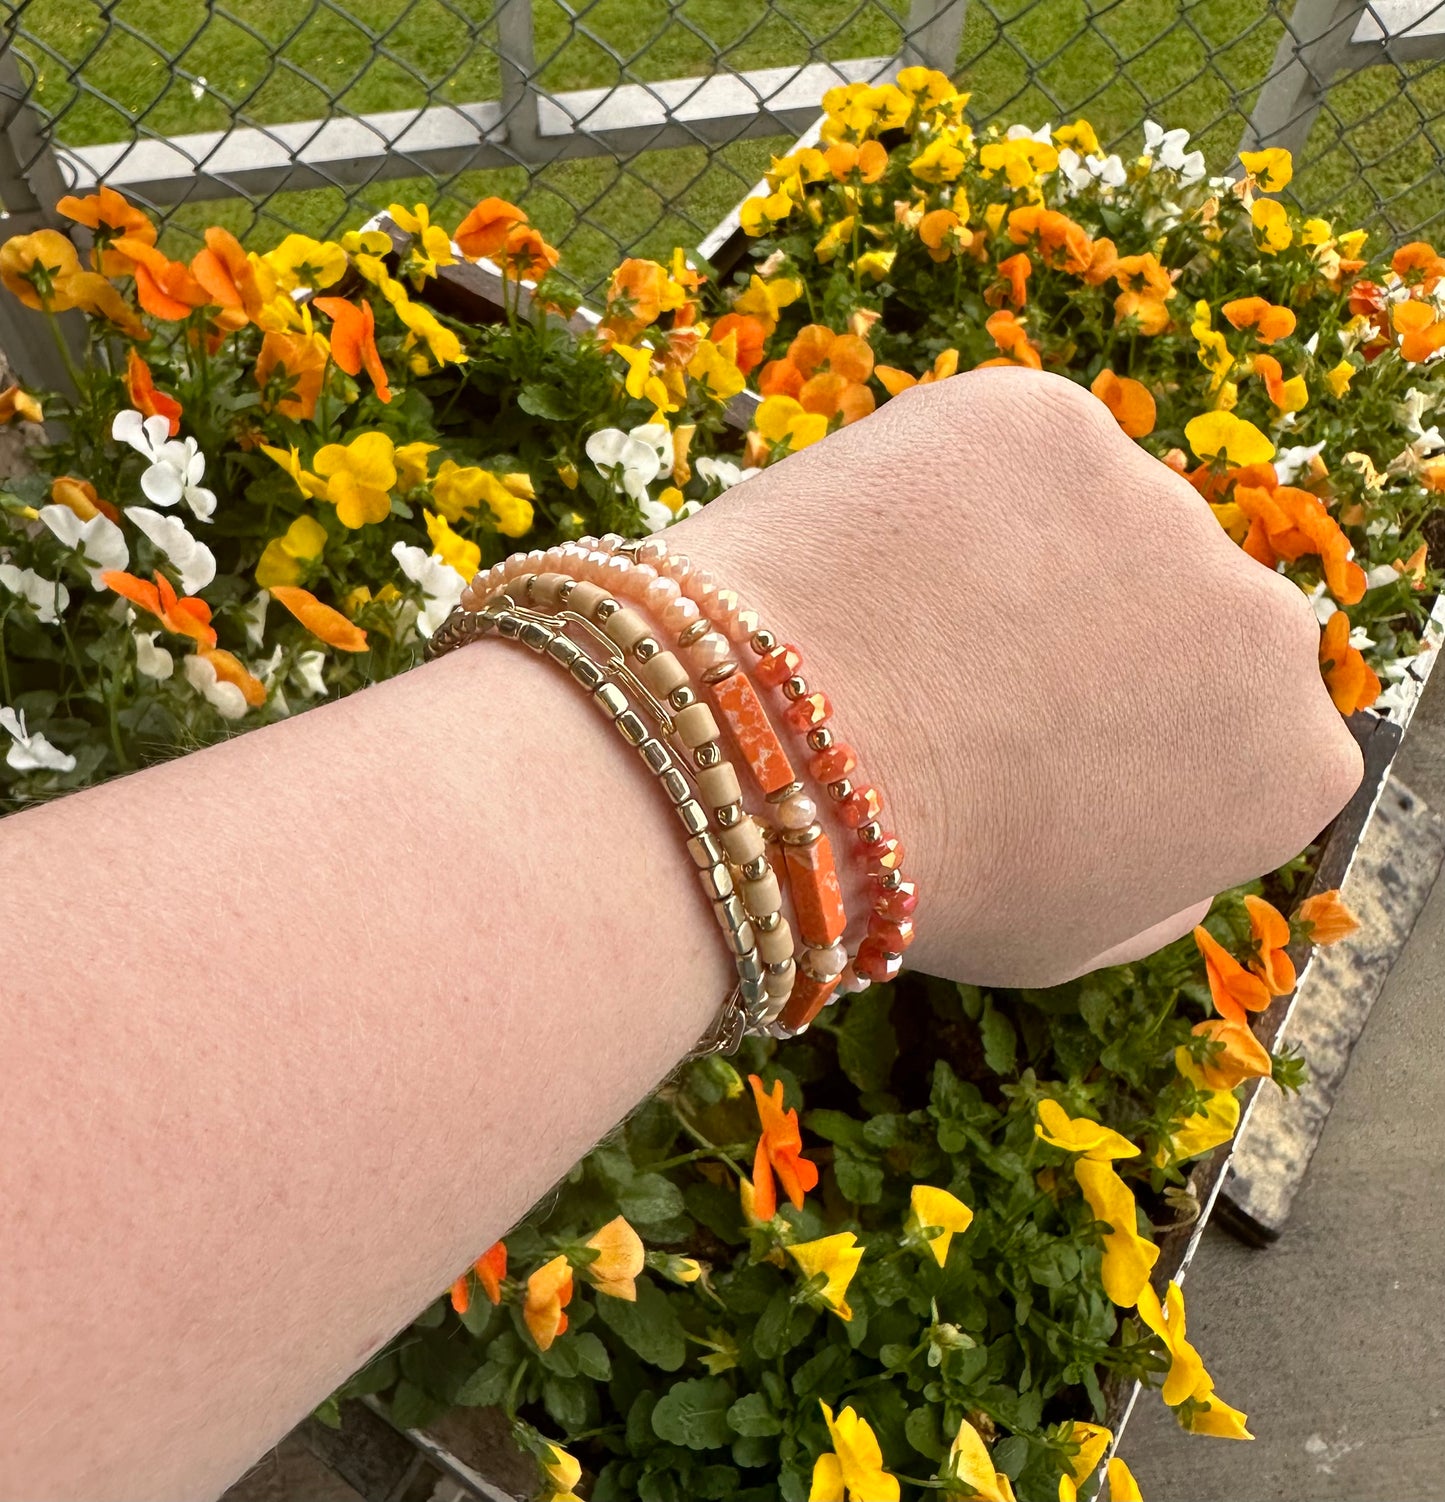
<box><xmin>909</xmin><ymin>1185</ymin><xmax>974</xmax><ymax>1267</ymax></box>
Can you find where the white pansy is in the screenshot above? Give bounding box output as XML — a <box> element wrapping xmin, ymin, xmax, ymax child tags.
<box><xmin>1303</xmin><ymin>331</ymin><xmax>1319</xmax><ymax>356</ymax></box>
<box><xmin>123</xmin><ymin>506</ymin><xmax>216</xmax><ymax>595</ymax></box>
<box><xmin>628</xmin><ymin>422</ymin><xmax>676</xmax><ymax>474</ymax></box>
<box><xmin>1274</xmin><ymin>441</ymin><xmax>1327</xmax><ymax>484</ymax></box>
<box><xmin>0</xmin><ymin>704</ymin><xmax>75</xmax><ymax>772</ymax></box>
<box><xmin>0</xmin><ymin>562</ymin><xmax>69</xmax><ymax>623</ymax></box>
<box><xmin>240</xmin><ymin>590</ymin><xmax>270</xmax><ymax>650</ymax></box>
<box><xmin>1006</xmin><ymin>121</ymin><xmax>1052</xmax><ymax>143</ymax></box>
<box><xmin>392</xmin><ymin>541</ymin><xmax>467</xmax><ymax>639</ymax></box>
<box><xmin>133</xmin><ymin>630</ymin><xmax>174</xmax><ymax>680</ymax></box>
<box><xmin>694</xmin><ymin>456</ymin><xmax>759</xmax><ymax>491</ymax></box>
<box><xmin>639</xmin><ymin>495</ymin><xmax>702</xmax><ymax>533</ymax></box>
<box><xmin>1365</xmin><ymin>562</ymin><xmax>1404</xmax><ymax>590</ymax></box>
<box><xmin>585</xmin><ymin>426</ymin><xmax>664</xmax><ymax>505</ymax></box>
<box><xmin>255</xmin><ymin>644</ymin><xmax>285</xmax><ymax>683</ymax></box>
<box><xmin>1142</xmin><ymin>120</ymin><xmax>1205</xmax><ymax>184</ymax></box>
<box><xmin>294</xmin><ymin>650</ymin><xmax>328</xmax><ymax>698</ymax></box>
<box><xmin>37</xmin><ymin>504</ymin><xmax>128</xmax><ymax>589</ymax></box>
<box><xmin>112</xmin><ymin>409</ymin><xmax>217</xmax><ymax>522</ymax></box>
<box><xmin>1349</xmin><ymin>624</ymin><xmax>1376</xmax><ymax>651</ymax></box>
<box><xmin>182</xmin><ymin>652</ymin><xmax>249</xmax><ymax>720</ymax></box>
<box><xmin>1380</xmin><ymin>653</ymin><xmax>1419</xmax><ymax>680</ymax></box>
<box><xmin>1088</xmin><ymin>152</ymin><xmax>1128</xmax><ymax>187</ymax></box>
<box><xmin>1056</xmin><ymin>148</ymin><xmax>1093</xmax><ymax>195</ymax></box>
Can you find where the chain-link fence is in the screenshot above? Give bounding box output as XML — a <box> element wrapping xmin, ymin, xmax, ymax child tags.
<box><xmin>3</xmin><ymin>1</ymin><xmax>1445</xmax><ymax>319</ymax></box>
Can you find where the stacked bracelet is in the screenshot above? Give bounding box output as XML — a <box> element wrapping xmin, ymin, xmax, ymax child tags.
<box><xmin>432</xmin><ymin>533</ymin><xmax>917</xmax><ymax>1053</ymax></box>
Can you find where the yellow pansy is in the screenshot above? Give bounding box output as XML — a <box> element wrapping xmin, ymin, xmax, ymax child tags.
<box><xmin>254</xmin><ymin>513</ymin><xmax>328</xmax><ymax>589</ymax></box>
<box><xmin>908</xmin><ymin>1185</ymin><xmax>974</xmax><ymax>1267</ymax></box>
<box><xmin>811</xmin><ymin>1401</ymin><xmax>900</xmax><ymax>1502</ymax></box>
<box><xmin>1339</xmin><ymin>228</ymin><xmax>1369</xmax><ymax>259</ymax></box>
<box><xmin>787</xmin><ymin>1232</ymin><xmax>864</xmax><ymax>1321</ymax></box>
<box><xmin>1035</xmin><ymin>1099</ymin><xmax>1141</xmax><ymax>1162</ymax></box>
<box><xmin>910</xmin><ymin>133</ymin><xmax>969</xmax><ymax>184</ymax></box>
<box><xmin>611</xmin><ymin>342</ymin><xmax>678</xmax><ymax>417</ymax></box>
<box><xmin>431</xmin><ymin>460</ymin><xmax>535</xmax><ymax>536</ymax></box>
<box><xmin>1184</xmin><ymin>410</ymin><xmax>1275</xmax><ymax>465</ymax></box>
<box><xmin>396</xmin><ymin>440</ymin><xmax>438</xmax><ymax>490</ymax></box>
<box><xmin>1074</xmin><ymin>1158</ymin><xmax>1160</xmax><ymax>1307</ymax></box>
<box><xmin>983</xmin><ymin>202</ymin><xmax>1008</xmax><ymax>235</ymax></box>
<box><xmin>740</xmin><ymin>190</ymin><xmax>797</xmax><ymax>238</ymax></box>
<box><xmin>1135</xmin><ymin>1281</ymin><xmax>1208</xmax><ymax>1406</ymax></box>
<box><xmin>339</xmin><ymin>582</ymin><xmax>401</xmax><ymax>618</ymax></box>
<box><xmin>262</xmin><ymin>233</ymin><xmax>347</xmax><ymax>291</ymax></box>
<box><xmin>979</xmin><ymin>136</ymin><xmax>1059</xmax><ymax>188</ymax></box>
<box><xmin>1190</xmin><ymin>301</ymin><xmax>1234</xmax><ymax>396</ymax></box>
<box><xmin>1107</xmin><ymin>1458</ymin><xmax>1144</xmax><ymax>1500</ymax></box>
<box><xmin>814</xmin><ymin>215</ymin><xmax>856</xmax><ymax>263</ymax></box>
<box><xmin>396</xmin><ymin>297</ymin><xmax>466</xmax><ymax>367</ymax></box>
<box><xmin>854</xmin><ymin>248</ymin><xmax>896</xmax><ymax>282</ymax></box>
<box><xmin>1154</xmin><ymin>1088</ymin><xmax>1240</xmax><ymax>1167</ymax></box>
<box><xmin>422</xmin><ymin>508</ymin><xmax>481</xmax><ymax>581</ymax></box>
<box><xmin>1300</xmin><ymin>216</ymin><xmax>1333</xmax><ymax>246</ymax></box>
<box><xmin>820</xmin><ymin>81</ymin><xmax>910</xmax><ymax>142</ymax></box>
<box><xmin>1055</xmin><ymin>119</ymin><xmax>1101</xmax><ymax>155</ymax></box>
<box><xmin>733</xmin><ymin>273</ymin><xmax>803</xmax><ymax>334</ymax></box>
<box><xmin>540</xmin><ymin>1441</ymin><xmax>583</xmax><ymax>1502</ymax></box>
<box><xmin>312</xmin><ymin>431</ymin><xmax>397</xmax><ymax>529</ymax></box>
<box><xmin>1326</xmin><ymin>358</ymin><xmax>1356</xmax><ymax>398</ymax></box>
<box><xmin>1057</xmin><ymin>1420</ymin><xmax>1112</xmax><ymax>1502</ymax></box>
<box><xmin>767</xmin><ymin>146</ymin><xmax>830</xmax><ymax>190</ymax></box>
<box><xmin>1239</xmin><ymin>146</ymin><xmax>1293</xmax><ymax>192</ymax></box>
<box><xmin>895</xmin><ymin>66</ymin><xmax>958</xmax><ymax>112</ymax></box>
<box><xmin>754</xmin><ymin>395</ymin><xmax>829</xmax><ymax>455</ymax></box>
<box><xmin>686</xmin><ymin>338</ymin><xmax>746</xmax><ymax>403</ymax></box>
<box><xmin>387</xmin><ymin>201</ymin><xmax>458</xmax><ymax>285</ymax></box>
<box><xmin>1182</xmin><ymin>1393</ymin><xmax>1253</xmax><ymax>1440</ymax></box>
<box><xmin>1251</xmin><ymin>198</ymin><xmax>1292</xmax><ymax>254</ymax></box>
<box><xmin>943</xmin><ymin>1416</ymin><xmax>1015</xmax><ymax>1502</ymax></box>
<box><xmin>260</xmin><ymin>442</ymin><xmax>329</xmax><ymax>501</ymax></box>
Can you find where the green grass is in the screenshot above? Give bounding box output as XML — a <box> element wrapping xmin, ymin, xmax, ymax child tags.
<box><xmin>7</xmin><ymin>0</ymin><xmax>1445</xmax><ymax>292</ymax></box>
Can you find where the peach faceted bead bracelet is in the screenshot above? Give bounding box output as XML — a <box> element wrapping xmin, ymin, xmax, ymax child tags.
<box><xmin>425</xmin><ymin>532</ymin><xmax>917</xmax><ymax>1053</ymax></box>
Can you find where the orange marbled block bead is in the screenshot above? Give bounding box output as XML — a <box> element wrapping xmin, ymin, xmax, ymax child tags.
<box><xmin>783</xmin><ymin>833</ymin><xmax>847</xmax><ymax>946</ymax></box>
<box><xmin>780</xmin><ymin>971</ymin><xmax>839</xmax><ymax>1030</ymax></box>
<box><xmin>709</xmin><ymin>669</ymin><xmax>796</xmax><ymax>795</ymax></box>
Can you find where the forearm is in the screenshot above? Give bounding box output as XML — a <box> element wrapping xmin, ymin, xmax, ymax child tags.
<box><xmin>0</xmin><ymin>637</ymin><xmax>731</xmax><ymax>1500</ymax></box>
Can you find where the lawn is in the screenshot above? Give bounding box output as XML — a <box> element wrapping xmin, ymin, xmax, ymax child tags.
<box><xmin>7</xmin><ymin>0</ymin><xmax>1445</xmax><ymax>291</ymax></box>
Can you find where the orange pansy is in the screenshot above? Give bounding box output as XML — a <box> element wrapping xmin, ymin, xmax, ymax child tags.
<box><xmin>1113</xmin><ymin>253</ymin><xmax>1175</xmax><ymax>334</ymax></box>
<box><xmin>708</xmin><ymin>313</ymin><xmax>766</xmax><ymax>374</ymax></box>
<box><xmin>51</xmin><ymin>475</ymin><xmax>121</xmax><ymax>526</ymax></box>
<box><xmin>267</xmin><ymin>584</ymin><xmax>370</xmax><ymax>652</ymax></box>
<box><xmin>1192</xmin><ymin>924</ymin><xmax>1271</xmax><ymax>1024</ymax></box>
<box><xmin>125</xmin><ymin>348</ymin><xmax>182</xmax><ymax>436</ymax></box>
<box><xmin>100</xmin><ymin>569</ymin><xmax>216</xmax><ymax>648</ymax></box>
<box><xmin>876</xmin><ymin>348</ymin><xmax>960</xmax><ymax>396</ymax></box>
<box><xmin>583</xmin><ymin>1216</ymin><xmax>644</xmax><ymax>1301</ymax></box>
<box><xmin>747</xmin><ymin>1072</ymin><xmax>819</xmax><ymax>1222</ymax></box>
<box><xmin>1090</xmin><ymin>369</ymin><xmax>1156</xmax><ymax>437</ymax></box>
<box><xmin>1319</xmin><ymin>609</ymin><xmax>1381</xmax><ymax>714</ymax></box>
<box><xmin>1243</xmin><ymin>894</ymin><xmax>1296</xmax><ymax>995</ymax></box>
<box><xmin>1221</xmin><ymin>296</ymin><xmax>1296</xmax><ymax>343</ymax></box>
<box><xmin>1293</xmin><ymin>888</ymin><xmax>1359</xmax><ymax>945</ymax></box>
<box><xmin>313</xmin><ymin>296</ymin><xmax>391</xmax><ymax>403</ymax></box>
<box><xmin>254</xmin><ymin>329</ymin><xmax>330</xmax><ymax>421</ymax></box>
<box><xmin>1392</xmin><ymin>241</ymin><xmax>1445</xmax><ymax>289</ymax></box>
<box><xmin>1183</xmin><ymin>1018</ymin><xmax>1273</xmax><ymax>1091</ymax></box>
<box><xmin>523</xmin><ymin>1255</ymin><xmax>574</xmax><ymax>1351</ymax></box>
<box><xmin>1006</xmin><ymin>204</ymin><xmax>1094</xmax><ymax>274</ymax></box>
<box><xmin>453</xmin><ymin>197</ymin><xmax>528</xmax><ymax>261</ymax></box>
<box><xmin>824</xmin><ymin>140</ymin><xmax>888</xmax><ymax>182</ymax></box>
<box><xmin>499</xmin><ymin>224</ymin><xmax>559</xmax><ymax>283</ymax></box>
<box><xmin>56</xmin><ymin>186</ymin><xmax>157</xmax><ymax>274</ymax></box>
<box><xmin>919</xmin><ymin>208</ymin><xmax>963</xmax><ymax>262</ymax></box>
<box><xmin>191</xmin><ymin>227</ymin><xmax>267</xmax><ymax>328</ymax></box>
<box><xmin>198</xmin><ymin>647</ymin><xmax>267</xmax><ymax>708</ymax></box>
<box><xmin>451</xmin><ymin>1240</ymin><xmax>507</xmax><ymax>1314</ymax></box>
<box><xmin>1392</xmin><ymin>299</ymin><xmax>1445</xmax><ymax>363</ymax></box>
<box><xmin>977</xmin><ymin>308</ymin><xmax>1042</xmax><ymax>369</ymax></box>
<box><xmin>987</xmin><ymin>251</ymin><xmax>1030</xmax><ymax>309</ymax></box>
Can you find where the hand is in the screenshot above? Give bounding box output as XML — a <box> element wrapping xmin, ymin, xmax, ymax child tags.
<box><xmin>675</xmin><ymin>367</ymin><xmax>1364</xmax><ymax>988</ymax></box>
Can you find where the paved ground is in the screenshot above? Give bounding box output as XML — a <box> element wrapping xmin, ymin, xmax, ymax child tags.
<box><xmin>1123</xmin><ymin>659</ymin><xmax>1445</xmax><ymax>1500</ymax></box>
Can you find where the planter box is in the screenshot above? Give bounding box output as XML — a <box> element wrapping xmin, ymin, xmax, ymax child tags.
<box><xmin>261</xmin><ymin>217</ymin><xmax>1445</xmax><ymax>1502</ymax></box>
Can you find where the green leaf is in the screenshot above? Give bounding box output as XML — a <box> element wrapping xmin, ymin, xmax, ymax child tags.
<box><xmin>597</xmin><ymin>1278</ymin><xmax>688</xmax><ymax>1370</ymax></box>
<box><xmin>455</xmin><ymin>1357</ymin><xmax>514</xmax><ymax>1407</ymax></box>
<box><xmin>619</xmin><ymin>1173</ymin><xmax>687</xmax><ymax>1225</ymax></box>
<box><xmin>727</xmin><ymin>1392</ymin><xmax>783</xmax><ymax>1437</ymax></box>
<box><xmin>732</xmin><ymin>1433</ymin><xmax>775</xmax><ymax>1469</ymax></box>
<box><xmin>993</xmin><ymin>1435</ymin><xmax>1030</xmax><ymax>1478</ymax></box>
<box><xmin>573</xmin><ymin>1330</ymin><xmax>612</xmax><ymax>1381</ymax></box>
<box><xmin>652</xmin><ymin>1376</ymin><xmax>736</xmax><ymax>1450</ymax></box>
<box><xmin>836</xmin><ymin>988</ymin><xmax>898</xmax><ymax>1092</ymax></box>
<box><xmin>905</xmin><ymin>1403</ymin><xmax>946</xmax><ymax>1461</ymax></box>
<box><xmin>979</xmin><ymin>998</ymin><xmax>1018</xmax><ymax>1076</ymax></box>
<box><xmin>388</xmin><ymin>1378</ymin><xmax>447</xmax><ymax>1430</ymax></box>
<box><xmin>543</xmin><ymin>1372</ymin><xmax>591</xmax><ymax>1429</ymax></box>
<box><xmin>311</xmin><ymin>1396</ymin><xmax>341</xmax><ymax>1428</ymax></box>
<box><xmin>517</xmin><ymin>382</ymin><xmax>571</xmax><ymax>420</ymax></box>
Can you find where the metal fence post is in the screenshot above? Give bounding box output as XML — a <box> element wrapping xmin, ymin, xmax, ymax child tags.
<box><xmin>901</xmin><ymin>0</ymin><xmax>969</xmax><ymax>73</ymax></box>
<box><xmin>0</xmin><ymin>39</ymin><xmax>85</xmax><ymax>396</ymax></box>
<box><xmin>495</xmin><ymin>0</ymin><xmax>545</xmax><ymax>164</ymax></box>
<box><xmin>1240</xmin><ymin>0</ymin><xmax>1370</xmax><ymax>160</ymax></box>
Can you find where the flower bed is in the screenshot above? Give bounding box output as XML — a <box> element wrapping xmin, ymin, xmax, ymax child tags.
<box><xmin>3</xmin><ymin>68</ymin><xmax>1444</xmax><ymax>1502</ymax></box>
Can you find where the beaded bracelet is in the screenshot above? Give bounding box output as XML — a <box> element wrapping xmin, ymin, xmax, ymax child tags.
<box><xmin>465</xmin><ymin>537</ymin><xmax>917</xmax><ymax>1024</ymax></box>
<box><xmin>427</xmin><ymin>584</ymin><xmax>790</xmax><ymax>1053</ymax></box>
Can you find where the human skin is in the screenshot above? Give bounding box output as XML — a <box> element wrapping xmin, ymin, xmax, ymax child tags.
<box><xmin>0</xmin><ymin>369</ymin><xmax>1361</xmax><ymax>1498</ymax></box>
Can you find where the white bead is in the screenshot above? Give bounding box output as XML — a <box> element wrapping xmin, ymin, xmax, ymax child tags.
<box><xmin>688</xmin><ymin>630</ymin><xmax>732</xmax><ymax>673</ymax></box>
<box><xmin>801</xmin><ymin>942</ymin><xmax>847</xmax><ymax>981</ymax></box>
<box><xmin>836</xmin><ymin>965</ymin><xmax>870</xmax><ymax>995</ymax></box>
